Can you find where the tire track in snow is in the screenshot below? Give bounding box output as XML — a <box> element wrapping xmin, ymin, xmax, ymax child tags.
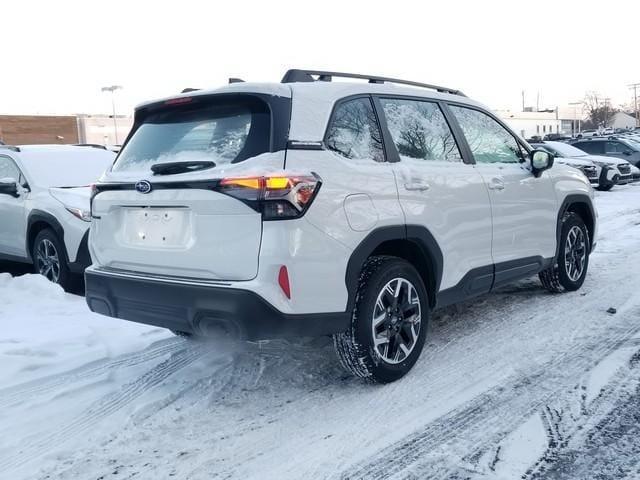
<box><xmin>0</xmin><ymin>342</ymin><xmax>206</xmax><ymax>474</ymax></box>
<box><xmin>0</xmin><ymin>337</ymin><xmax>185</xmax><ymax>408</ymax></box>
<box><xmin>340</xmin><ymin>317</ymin><xmax>640</xmax><ymax>480</ymax></box>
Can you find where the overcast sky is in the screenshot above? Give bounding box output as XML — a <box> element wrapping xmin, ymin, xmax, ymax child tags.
<box><xmin>3</xmin><ymin>0</ymin><xmax>639</xmax><ymax>116</ymax></box>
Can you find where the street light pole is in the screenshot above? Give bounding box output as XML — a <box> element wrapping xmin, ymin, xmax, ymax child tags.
<box><xmin>569</xmin><ymin>101</ymin><xmax>582</xmax><ymax>135</ymax></box>
<box><xmin>101</xmin><ymin>85</ymin><xmax>123</xmax><ymax>144</ymax></box>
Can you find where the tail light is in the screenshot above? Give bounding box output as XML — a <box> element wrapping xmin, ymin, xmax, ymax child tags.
<box><xmin>217</xmin><ymin>173</ymin><xmax>321</xmax><ymax>220</ymax></box>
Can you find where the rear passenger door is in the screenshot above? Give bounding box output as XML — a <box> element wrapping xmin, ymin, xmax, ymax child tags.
<box><xmin>378</xmin><ymin>97</ymin><xmax>493</xmax><ymax>295</ymax></box>
<box><xmin>447</xmin><ymin>105</ymin><xmax>557</xmax><ymax>281</ymax></box>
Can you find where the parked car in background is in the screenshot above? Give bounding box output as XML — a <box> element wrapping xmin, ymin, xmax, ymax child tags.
<box><xmin>531</xmin><ymin>141</ymin><xmax>621</xmax><ymax>190</ymax></box>
<box><xmin>530</xmin><ymin>141</ymin><xmax>600</xmax><ymax>188</ymax></box>
<box><xmin>0</xmin><ymin>145</ymin><xmax>115</xmax><ymax>290</ymax></box>
<box><xmin>571</xmin><ymin>137</ymin><xmax>640</xmax><ymax>168</ymax></box>
<box><xmin>542</xmin><ymin>133</ymin><xmax>571</xmax><ymax>141</ymax></box>
<box><xmin>576</xmin><ymin>129</ymin><xmax>598</xmax><ymax>138</ymax></box>
<box><xmin>603</xmin><ymin>127</ymin><xmax>614</xmax><ymax>135</ymax></box>
<box><xmin>85</xmin><ymin>69</ymin><xmax>597</xmax><ymax>383</ymax></box>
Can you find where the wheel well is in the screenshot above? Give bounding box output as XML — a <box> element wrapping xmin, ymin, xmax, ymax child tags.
<box><xmin>370</xmin><ymin>239</ymin><xmax>436</xmax><ymax>308</ymax></box>
<box><xmin>27</xmin><ymin>221</ymin><xmax>53</xmax><ymax>257</ymax></box>
<box><xmin>566</xmin><ymin>202</ymin><xmax>594</xmax><ymax>247</ymax></box>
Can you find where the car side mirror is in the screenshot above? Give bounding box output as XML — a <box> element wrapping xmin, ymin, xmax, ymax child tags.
<box><xmin>0</xmin><ymin>178</ymin><xmax>19</xmax><ymax>197</ymax></box>
<box><xmin>530</xmin><ymin>150</ymin><xmax>554</xmax><ymax>177</ymax></box>
<box><xmin>623</xmin><ymin>150</ymin><xmax>633</xmax><ymax>156</ymax></box>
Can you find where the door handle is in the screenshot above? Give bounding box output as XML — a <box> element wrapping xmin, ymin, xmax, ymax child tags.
<box><xmin>404</xmin><ymin>182</ymin><xmax>430</xmax><ymax>192</ymax></box>
<box><xmin>488</xmin><ymin>177</ymin><xmax>505</xmax><ymax>190</ymax></box>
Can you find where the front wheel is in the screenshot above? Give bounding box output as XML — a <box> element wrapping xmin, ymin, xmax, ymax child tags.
<box><xmin>539</xmin><ymin>212</ymin><xmax>590</xmax><ymax>293</ymax></box>
<box><xmin>333</xmin><ymin>256</ymin><xmax>428</xmax><ymax>383</ymax></box>
<box><xmin>32</xmin><ymin>229</ymin><xmax>73</xmax><ymax>291</ymax></box>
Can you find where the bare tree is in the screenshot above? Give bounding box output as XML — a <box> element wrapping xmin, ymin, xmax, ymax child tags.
<box><xmin>582</xmin><ymin>92</ymin><xmax>618</xmax><ymax>129</ymax></box>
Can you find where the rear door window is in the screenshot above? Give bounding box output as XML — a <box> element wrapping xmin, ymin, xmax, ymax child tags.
<box><xmin>380</xmin><ymin>98</ymin><xmax>462</xmax><ymax>162</ymax></box>
<box><xmin>113</xmin><ymin>96</ymin><xmax>272</xmax><ymax>173</ymax></box>
<box><xmin>575</xmin><ymin>141</ymin><xmax>604</xmax><ymax>154</ymax></box>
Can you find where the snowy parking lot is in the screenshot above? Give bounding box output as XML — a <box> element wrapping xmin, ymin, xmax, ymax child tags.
<box><xmin>1</xmin><ymin>186</ymin><xmax>640</xmax><ymax>480</ymax></box>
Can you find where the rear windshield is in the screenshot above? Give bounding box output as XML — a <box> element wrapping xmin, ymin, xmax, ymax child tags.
<box><xmin>112</xmin><ymin>96</ymin><xmax>271</xmax><ymax>173</ymax></box>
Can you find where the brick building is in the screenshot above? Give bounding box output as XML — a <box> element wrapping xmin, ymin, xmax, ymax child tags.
<box><xmin>0</xmin><ymin>115</ymin><xmax>79</xmax><ymax>145</ymax></box>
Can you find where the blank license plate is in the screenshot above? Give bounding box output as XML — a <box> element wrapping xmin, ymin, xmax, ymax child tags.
<box><xmin>121</xmin><ymin>208</ymin><xmax>191</xmax><ymax>247</ymax></box>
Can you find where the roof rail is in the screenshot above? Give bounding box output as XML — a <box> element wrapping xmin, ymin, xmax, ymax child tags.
<box><xmin>228</xmin><ymin>78</ymin><xmax>245</xmax><ymax>84</ymax></box>
<box><xmin>0</xmin><ymin>145</ymin><xmax>20</xmax><ymax>152</ymax></box>
<box><xmin>281</xmin><ymin>69</ymin><xmax>465</xmax><ymax>96</ymax></box>
<box><xmin>181</xmin><ymin>87</ymin><xmax>200</xmax><ymax>93</ymax></box>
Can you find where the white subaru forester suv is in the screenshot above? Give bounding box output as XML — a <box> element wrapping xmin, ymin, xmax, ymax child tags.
<box><xmin>86</xmin><ymin>70</ymin><xmax>597</xmax><ymax>383</ymax></box>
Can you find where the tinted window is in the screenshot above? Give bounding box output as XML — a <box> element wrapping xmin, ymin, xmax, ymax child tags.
<box><xmin>325</xmin><ymin>97</ymin><xmax>384</xmax><ymax>162</ymax></box>
<box><xmin>575</xmin><ymin>141</ymin><xmax>604</xmax><ymax>155</ymax></box>
<box><xmin>380</xmin><ymin>98</ymin><xmax>462</xmax><ymax>162</ymax></box>
<box><xmin>0</xmin><ymin>156</ymin><xmax>20</xmax><ymax>181</ymax></box>
<box><xmin>114</xmin><ymin>96</ymin><xmax>271</xmax><ymax>173</ymax></box>
<box><xmin>606</xmin><ymin>141</ymin><xmax>627</xmax><ymax>154</ymax></box>
<box><xmin>449</xmin><ymin>106</ymin><xmax>522</xmax><ymax>164</ymax></box>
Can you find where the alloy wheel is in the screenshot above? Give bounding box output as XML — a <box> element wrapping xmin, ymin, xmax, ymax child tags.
<box><xmin>35</xmin><ymin>238</ymin><xmax>61</xmax><ymax>283</ymax></box>
<box><xmin>371</xmin><ymin>277</ymin><xmax>422</xmax><ymax>364</ymax></box>
<box><xmin>564</xmin><ymin>225</ymin><xmax>586</xmax><ymax>282</ymax></box>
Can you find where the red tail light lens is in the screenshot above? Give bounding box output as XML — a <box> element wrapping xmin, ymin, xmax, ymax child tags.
<box><xmin>217</xmin><ymin>173</ymin><xmax>321</xmax><ymax>220</ymax></box>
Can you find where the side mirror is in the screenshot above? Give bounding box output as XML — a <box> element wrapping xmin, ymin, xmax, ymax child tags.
<box><xmin>623</xmin><ymin>150</ymin><xmax>633</xmax><ymax>156</ymax></box>
<box><xmin>0</xmin><ymin>178</ymin><xmax>19</xmax><ymax>197</ymax></box>
<box><xmin>530</xmin><ymin>150</ymin><xmax>554</xmax><ymax>177</ymax></box>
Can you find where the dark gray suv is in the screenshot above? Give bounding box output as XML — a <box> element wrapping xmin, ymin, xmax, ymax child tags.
<box><xmin>571</xmin><ymin>137</ymin><xmax>640</xmax><ymax>167</ymax></box>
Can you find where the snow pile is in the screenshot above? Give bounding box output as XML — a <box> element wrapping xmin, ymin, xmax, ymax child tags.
<box><xmin>0</xmin><ymin>273</ymin><xmax>166</xmax><ymax>388</ymax></box>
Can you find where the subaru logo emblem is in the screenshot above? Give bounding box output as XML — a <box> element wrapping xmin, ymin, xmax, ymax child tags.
<box><xmin>135</xmin><ymin>180</ymin><xmax>152</xmax><ymax>194</ymax></box>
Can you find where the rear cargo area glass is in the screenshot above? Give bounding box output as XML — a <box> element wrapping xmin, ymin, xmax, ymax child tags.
<box><xmin>113</xmin><ymin>96</ymin><xmax>271</xmax><ymax>172</ymax></box>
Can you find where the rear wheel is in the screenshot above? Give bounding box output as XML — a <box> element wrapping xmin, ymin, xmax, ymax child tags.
<box><xmin>32</xmin><ymin>229</ymin><xmax>73</xmax><ymax>291</ymax></box>
<box><xmin>539</xmin><ymin>212</ymin><xmax>590</xmax><ymax>293</ymax></box>
<box><xmin>333</xmin><ymin>256</ymin><xmax>428</xmax><ymax>383</ymax></box>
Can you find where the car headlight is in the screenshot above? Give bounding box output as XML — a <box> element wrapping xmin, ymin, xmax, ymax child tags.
<box><xmin>64</xmin><ymin>206</ymin><xmax>92</xmax><ymax>222</ymax></box>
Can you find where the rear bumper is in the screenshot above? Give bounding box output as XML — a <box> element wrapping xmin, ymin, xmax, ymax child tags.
<box><xmin>85</xmin><ymin>267</ymin><xmax>350</xmax><ymax>340</ymax></box>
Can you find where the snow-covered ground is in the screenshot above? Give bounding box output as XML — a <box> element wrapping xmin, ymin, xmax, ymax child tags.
<box><xmin>2</xmin><ymin>186</ymin><xmax>640</xmax><ymax>479</ymax></box>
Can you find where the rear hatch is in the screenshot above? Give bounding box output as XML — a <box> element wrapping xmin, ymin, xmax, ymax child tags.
<box><xmin>90</xmin><ymin>92</ymin><xmax>290</xmax><ymax>281</ymax></box>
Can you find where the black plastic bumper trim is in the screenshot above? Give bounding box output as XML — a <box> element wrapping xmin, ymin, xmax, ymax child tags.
<box><xmin>85</xmin><ymin>269</ymin><xmax>350</xmax><ymax>341</ymax></box>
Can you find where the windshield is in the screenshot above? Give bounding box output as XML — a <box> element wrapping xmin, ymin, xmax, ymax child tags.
<box><xmin>113</xmin><ymin>96</ymin><xmax>271</xmax><ymax>173</ymax></box>
<box><xmin>543</xmin><ymin>142</ymin><xmax>588</xmax><ymax>158</ymax></box>
<box><xmin>20</xmin><ymin>148</ymin><xmax>115</xmax><ymax>187</ymax></box>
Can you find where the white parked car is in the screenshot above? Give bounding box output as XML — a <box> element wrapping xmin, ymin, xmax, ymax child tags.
<box><xmin>0</xmin><ymin>145</ymin><xmax>115</xmax><ymax>290</ymax></box>
<box><xmin>534</xmin><ymin>141</ymin><xmax>628</xmax><ymax>191</ymax></box>
<box><xmin>85</xmin><ymin>70</ymin><xmax>597</xmax><ymax>382</ymax></box>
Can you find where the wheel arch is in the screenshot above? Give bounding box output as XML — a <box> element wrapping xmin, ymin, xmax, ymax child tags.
<box><xmin>26</xmin><ymin>210</ymin><xmax>66</xmax><ymax>261</ymax></box>
<box><xmin>345</xmin><ymin>225</ymin><xmax>443</xmax><ymax>310</ymax></box>
<box><xmin>557</xmin><ymin>194</ymin><xmax>596</xmax><ymax>255</ymax></box>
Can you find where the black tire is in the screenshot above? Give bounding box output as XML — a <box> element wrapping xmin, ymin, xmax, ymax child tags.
<box><xmin>333</xmin><ymin>256</ymin><xmax>429</xmax><ymax>383</ymax></box>
<box><xmin>32</xmin><ymin>228</ymin><xmax>73</xmax><ymax>291</ymax></box>
<box><xmin>539</xmin><ymin>212</ymin><xmax>590</xmax><ymax>293</ymax></box>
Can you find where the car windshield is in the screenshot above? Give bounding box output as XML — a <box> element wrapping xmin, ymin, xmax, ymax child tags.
<box><xmin>544</xmin><ymin>142</ymin><xmax>589</xmax><ymax>158</ymax></box>
<box><xmin>19</xmin><ymin>148</ymin><xmax>115</xmax><ymax>187</ymax></box>
<box><xmin>113</xmin><ymin>95</ymin><xmax>271</xmax><ymax>174</ymax></box>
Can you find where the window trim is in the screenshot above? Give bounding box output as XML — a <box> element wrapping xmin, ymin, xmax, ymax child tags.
<box><xmin>322</xmin><ymin>94</ymin><xmax>389</xmax><ymax>163</ymax></box>
<box><xmin>373</xmin><ymin>94</ymin><xmax>473</xmax><ymax>165</ymax></box>
<box><xmin>442</xmin><ymin>101</ymin><xmax>531</xmax><ymax>165</ymax></box>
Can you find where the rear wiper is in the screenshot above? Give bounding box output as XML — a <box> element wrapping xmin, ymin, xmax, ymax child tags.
<box><xmin>150</xmin><ymin>161</ymin><xmax>216</xmax><ymax>176</ymax></box>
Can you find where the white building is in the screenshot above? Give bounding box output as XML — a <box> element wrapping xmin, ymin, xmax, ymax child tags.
<box><xmin>497</xmin><ymin>110</ymin><xmax>561</xmax><ymax>139</ymax></box>
<box><xmin>610</xmin><ymin>112</ymin><xmax>637</xmax><ymax>130</ymax></box>
<box><xmin>76</xmin><ymin>115</ymin><xmax>133</xmax><ymax>146</ymax></box>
